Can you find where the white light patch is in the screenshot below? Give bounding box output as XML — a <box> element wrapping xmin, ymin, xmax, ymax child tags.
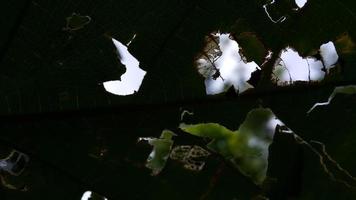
<box><xmin>295</xmin><ymin>0</ymin><xmax>308</xmax><ymax>8</ymax></box>
<box><xmin>81</xmin><ymin>191</ymin><xmax>108</xmax><ymax>200</ymax></box>
<box><xmin>81</xmin><ymin>191</ymin><xmax>92</xmax><ymax>200</ymax></box>
<box><xmin>320</xmin><ymin>41</ymin><xmax>339</xmax><ymax>70</ymax></box>
<box><xmin>103</xmin><ymin>38</ymin><xmax>146</xmax><ymax>96</ymax></box>
<box><xmin>273</xmin><ymin>47</ymin><xmax>325</xmax><ymax>85</ymax></box>
<box><xmin>201</xmin><ymin>33</ymin><xmax>259</xmax><ymax>95</ymax></box>
<box><xmin>267</xmin><ymin>117</ymin><xmax>284</xmax><ymax>131</ymax></box>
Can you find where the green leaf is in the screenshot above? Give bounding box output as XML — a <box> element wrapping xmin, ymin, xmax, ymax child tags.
<box><xmin>179</xmin><ymin>108</ymin><xmax>277</xmax><ymax>184</ymax></box>
<box><xmin>179</xmin><ymin>123</ymin><xmax>233</xmax><ymax>139</ymax></box>
<box><xmin>141</xmin><ymin>130</ymin><xmax>175</xmax><ymax>176</ymax></box>
<box><xmin>65</xmin><ymin>13</ymin><xmax>91</xmax><ymax>31</ymax></box>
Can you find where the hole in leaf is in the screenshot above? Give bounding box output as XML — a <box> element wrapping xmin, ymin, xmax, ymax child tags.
<box><xmin>272</xmin><ymin>47</ymin><xmax>325</xmax><ymax>85</ymax></box>
<box><xmin>0</xmin><ymin>150</ymin><xmax>29</xmax><ymax>176</ymax></box>
<box><xmin>103</xmin><ymin>38</ymin><xmax>147</xmax><ymax>96</ymax></box>
<box><xmin>196</xmin><ymin>32</ymin><xmax>260</xmax><ymax>95</ymax></box>
<box><xmin>320</xmin><ymin>41</ymin><xmax>339</xmax><ymax>71</ymax></box>
<box><xmin>81</xmin><ymin>191</ymin><xmax>108</xmax><ymax>200</ymax></box>
<box><xmin>0</xmin><ymin>150</ymin><xmax>29</xmax><ymax>191</ymax></box>
<box><xmin>272</xmin><ymin>42</ymin><xmax>339</xmax><ymax>85</ymax></box>
<box><xmin>295</xmin><ymin>0</ymin><xmax>308</xmax><ymax>9</ymax></box>
<box><xmin>170</xmin><ymin>145</ymin><xmax>210</xmax><ymax>171</ymax></box>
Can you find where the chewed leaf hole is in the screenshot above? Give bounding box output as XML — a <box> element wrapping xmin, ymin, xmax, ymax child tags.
<box><xmin>103</xmin><ymin>38</ymin><xmax>146</xmax><ymax>96</ymax></box>
<box><xmin>272</xmin><ymin>47</ymin><xmax>325</xmax><ymax>85</ymax></box>
<box><xmin>272</xmin><ymin>42</ymin><xmax>339</xmax><ymax>85</ymax></box>
<box><xmin>0</xmin><ymin>150</ymin><xmax>29</xmax><ymax>176</ymax></box>
<box><xmin>170</xmin><ymin>145</ymin><xmax>210</xmax><ymax>171</ymax></box>
<box><xmin>81</xmin><ymin>191</ymin><xmax>108</xmax><ymax>200</ymax></box>
<box><xmin>196</xmin><ymin>32</ymin><xmax>260</xmax><ymax>95</ymax></box>
<box><xmin>295</xmin><ymin>0</ymin><xmax>308</xmax><ymax>9</ymax></box>
<box><xmin>320</xmin><ymin>41</ymin><xmax>339</xmax><ymax>71</ymax></box>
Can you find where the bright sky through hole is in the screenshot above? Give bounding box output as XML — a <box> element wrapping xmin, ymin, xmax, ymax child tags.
<box><xmin>320</xmin><ymin>41</ymin><xmax>339</xmax><ymax>70</ymax></box>
<box><xmin>274</xmin><ymin>47</ymin><xmax>325</xmax><ymax>84</ymax></box>
<box><xmin>103</xmin><ymin>38</ymin><xmax>146</xmax><ymax>96</ymax></box>
<box><xmin>273</xmin><ymin>41</ymin><xmax>338</xmax><ymax>85</ymax></box>
<box><xmin>81</xmin><ymin>191</ymin><xmax>108</xmax><ymax>200</ymax></box>
<box><xmin>202</xmin><ymin>33</ymin><xmax>259</xmax><ymax>95</ymax></box>
<box><xmin>81</xmin><ymin>191</ymin><xmax>92</xmax><ymax>200</ymax></box>
<box><xmin>295</xmin><ymin>0</ymin><xmax>308</xmax><ymax>8</ymax></box>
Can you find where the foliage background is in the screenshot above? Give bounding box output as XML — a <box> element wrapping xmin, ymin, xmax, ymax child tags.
<box><xmin>0</xmin><ymin>0</ymin><xmax>356</xmax><ymax>199</ymax></box>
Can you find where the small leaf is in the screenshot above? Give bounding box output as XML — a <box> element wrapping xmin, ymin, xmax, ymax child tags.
<box><xmin>65</xmin><ymin>13</ymin><xmax>91</xmax><ymax>31</ymax></box>
<box><xmin>139</xmin><ymin>130</ymin><xmax>175</xmax><ymax>176</ymax></box>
